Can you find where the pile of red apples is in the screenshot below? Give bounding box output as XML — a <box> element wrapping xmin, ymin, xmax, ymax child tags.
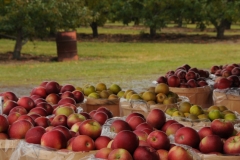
<box><xmin>156</xmin><ymin>64</ymin><xmax>210</xmax><ymax>88</ymax></box>
<box><xmin>1</xmin><ymin>80</ymin><xmax>240</xmax><ymax>160</ymax></box>
<box><xmin>210</xmin><ymin>63</ymin><xmax>240</xmax><ymax>89</ymax></box>
<box><xmin>0</xmin><ymin>81</ymin><xmax>117</xmax><ymax>151</ymax></box>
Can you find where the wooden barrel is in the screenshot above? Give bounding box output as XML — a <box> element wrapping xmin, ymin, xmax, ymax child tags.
<box><xmin>56</xmin><ymin>31</ymin><xmax>78</xmax><ymax>61</ymax></box>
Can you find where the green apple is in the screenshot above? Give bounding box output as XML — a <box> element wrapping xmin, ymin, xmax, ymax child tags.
<box><xmin>88</xmin><ymin>92</ymin><xmax>100</xmax><ymax>99</ymax></box>
<box><xmin>224</xmin><ymin>113</ymin><xmax>237</xmax><ymax>122</ymax></box>
<box><xmin>208</xmin><ymin>109</ymin><xmax>223</xmax><ymax>121</ymax></box>
<box><xmin>178</xmin><ymin>101</ymin><xmax>192</xmax><ymax>113</ymax></box>
<box><xmin>99</xmin><ymin>90</ymin><xmax>110</xmax><ymax>99</ymax></box>
<box><xmin>130</xmin><ymin>94</ymin><xmax>142</xmax><ymax>100</ymax></box>
<box><xmin>198</xmin><ymin>114</ymin><xmax>209</xmax><ymax>120</ymax></box>
<box><xmin>156</xmin><ymin>93</ymin><xmax>167</xmax><ymax>103</ymax></box>
<box><xmin>117</xmin><ymin>90</ymin><xmax>125</xmax><ymax>98</ymax></box>
<box><xmin>163</xmin><ymin>97</ymin><xmax>176</xmax><ymax>105</ymax></box>
<box><xmin>109</xmin><ymin>84</ymin><xmax>122</xmax><ymax>94</ymax></box>
<box><xmin>189</xmin><ymin>105</ymin><xmax>203</xmax><ymax>116</ymax></box>
<box><xmin>142</xmin><ymin>91</ymin><xmax>156</xmax><ymax>102</ymax></box>
<box><xmin>83</xmin><ymin>85</ymin><xmax>96</xmax><ymax>96</ymax></box>
<box><xmin>95</xmin><ymin>82</ymin><xmax>107</xmax><ymax>92</ymax></box>
<box><xmin>207</xmin><ymin>105</ymin><xmax>220</xmax><ymax>112</ymax></box>
<box><xmin>172</xmin><ymin>111</ymin><xmax>184</xmax><ymax>117</ymax></box>
<box><xmin>165</xmin><ymin>107</ymin><xmax>178</xmax><ymax>116</ymax></box>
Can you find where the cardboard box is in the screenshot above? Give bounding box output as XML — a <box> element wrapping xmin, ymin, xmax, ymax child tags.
<box><xmin>198</xmin><ymin>153</ymin><xmax>240</xmax><ymax>160</ymax></box>
<box><xmin>10</xmin><ymin>140</ymin><xmax>96</xmax><ymax>160</ymax></box>
<box><xmin>0</xmin><ymin>139</ymin><xmax>20</xmax><ymax>160</ymax></box>
<box><xmin>169</xmin><ymin>85</ymin><xmax>213</xmax><ymax>108</ymax></box>
<box><xmin>213</xmin><ymin>90</ymin><xmax>240</xmax><ymax>114</ymax></box>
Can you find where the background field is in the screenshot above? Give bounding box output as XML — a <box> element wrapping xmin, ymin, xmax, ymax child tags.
<box><xmin>0</xmin><ymin>23</ymin><xmax>240</xmax><ymax>96</ymax></box>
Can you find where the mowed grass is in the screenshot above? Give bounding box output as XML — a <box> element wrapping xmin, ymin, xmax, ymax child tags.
<box><xmin>0</xmin><ymin>23</ymin><xmax>240</xmax><ymax>89</ymax></box>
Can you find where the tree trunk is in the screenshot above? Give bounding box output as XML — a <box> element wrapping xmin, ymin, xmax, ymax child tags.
<box><xmin>150</xmin><ymin>27</ymin><xmax>156</xmax><ymax>37</ymax></box>
<box><xmin>90</xmin><ymin>22</ymin><xmax>98</xmax><ymax>38</ymax></box>
<box><xmin>177</xmin><ymin>17</ymin><xmax>183</xmax><ymax>28</ymax></box>
<box><xmin>13</xmin><ymin>29</ymin><xmax>23</xmax><ymax>60</ymax></box>
<box><xmin>225</xmin><ymin>20</ymin><xmax>231</xmax><ymax>30</ymax></box>
<box><xmin>216</xmin><ymin>20</ymin><xmax>228</xmax><ymax>39</ymax></box>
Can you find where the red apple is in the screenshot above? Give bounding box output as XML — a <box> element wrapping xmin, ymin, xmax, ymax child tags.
<box><xmin>57</xmin><ymin>103</ymin><xmax>77</xmax><ymax>113</ymax></box>
<box><xmin>96</xmin><ymin>107</ymin><xmax>113</xmax><ymax>119</ymax></box>
<box><xmin>211</xmin><ymin>119</ymin><xmax>234</xmax><ymax>138</ymax></box>
<box><xmin>34</xmin><ymin>116</ymin><xmax>50</xmax><ymax>128</ymax></box>
<box><xmin>51</xmin><ymin>115</ymin><xmax>68</xmax><ymax>127</ymax></box>
<box><xmin>8</xmin><ymin>119</ymin><xmax>33</xmax><ymax>139</ymax></box>
<box><xmin>2</xmin><ymin>91</ymin><xmax>18</xmax><ymax>102</ymax></box>
<box><xmin>161</xmin><ymin>119</ymin><xmax>178</xmax><ymax>132</ymax></box>
<box><xmin>198</xmin><ymin>69</ymin><xmax>209</xmax><ymax>78</ymax></box>
<box><xmin>174</xmin><ymin>127</ymin><xmax>200</xmax><ymax>148</ymax></box>
<box><xmin>168</xmin><ymin>145</ymin><xmax>193</xmax><ymax>160</ymax></box>
<box><xmin>215</xmin><ymin>77</ymin><xmax>232</xmax><ymax>89</ymax></box>
<box><xmin>108</xmin><ymin>148</ymin><xmax>133</xmax><ymax>160</ymax></box>
<box><xmin>60</xmin><ymin>91</ymin><xmax>75</xmax><ymax>99</ymax></box>
<box><xmin>30</xmin><ymin>86</ymin><xmax>47</xmax><ymax>98</ymax></box>
<box><xmin>67</xmin><ymin>113</ymin><xmax>86</xmax><ymax>128</ymax></box>
<box><xmin>139</xmin><ymin>140</ymin><xmax>150</xmax><ymax>147</ymax></box>
<box><xmin>165</xmin><ymin>123</ymin><xmax>184</xmax><ymax>136</ymax></box>
<box><xmin>72</xmin><ymin>135</ymin><xmax>95</xmax><ymax>151</ymax></box>
<box><xmin>210</xmin><ymin>65</ymin><xmax>220</xmax><ymax>74</ymax></box>
<box><xmin>79</xmin><ymin>112</ymin><xmax>91</xmax><ymax>119</ymax></box>
<box><xmin>185</xmin><ymin>71</ymin><xmax>197</xmax><ymax>81</ymax></box>
<box><xmin>25</xmin><ymin>126</ymin><xmax>46</xmax><ymax>144</ymax></box>
<box><xmin>0</xmin><ymin>133</ymin><xmax>9</xmax><ymax>139</ymax></box>
<box><xmin>45</xmin><ymin>93</ymin><xmax>60</xmax><ymax>105</ymax></box>
<box><xmin>157</xmin><ymin>149</ymin><xmax>168</xmax><ymax>160</ymax></box>
<box><xmin>45</xmin><ymin>126</ymin><xmax>54</xmax><ymax>132</ymax></box>
<box><xmin>187</xmin><ymin>79</ymin><xmax>199</xmax><ymax>88</ymax></box>
<box><xmin>70</xmin><ymin>121</ymin><xmax>82</xmax><ymax>133</ymax></box>
<box><xmin>198</xmin><ymin>80</ymin><xmax>208</xmax><ymax>87</ymax></box>
<box><xmin>60</xmin><ymin>84</ymin><xmax>76</xmax><ymax>93</ymax></box>
<box><xmin>35</xmin><ymin>102</ymin><xmax>53</xmax><ymax>115</ymax></box>
<box><xmin>221</xmin><ymin>69</ymin><xmax>232</xmax><ymax>78</ymax></box>
<box><xmin>72</xmin><ymin>90</ymin><xmax>84</xmax><ymax>103</ymax></box>
<box><xmin>3</xmin><ymin>100</ymin><xmax>18</xmax><ymax>115</ymax></box>
<box><xmin>133</xmin><ymin>146</ymin><xmax>159</xmax><ymax>160</ymax></box>
<box><xmin>167</xmin><ymin>75</ymin><xmax>180</xmax><ymax>87</ymax></box>
<box><xmin>89</xmin><ymin>110</ymin><xmax>97</xmax><ymax>118</ymax></box>
<box><xmin>29</xmin><ymin>107</ymin><xmax>48</xmax><ymax>117</ymax></box>
<box><xmin>227</xmin><ymin>75</ymin><xmax>240</xmax><ymax>87</ymax></box>
<box><xmin>135</xmin><ymin>122</ymin><xmax>154</xmax><ymax>132</ymax></box>
<box><xmin>95</xmin><ymin>147</ymin><xmax>113</xmax><ymax>159</ymax></box>
<box><xmin>165</xmin><ymin>70</ymin><xmax>175</xmax><ymax>78</ymax></box>
<box><xmin>133</xmin><ymin>130</ymin><xmax>148</xmax><ymax>141</ymax></box>
<box><xmin>40</xmin><ymin>130</ymin><xmax>67</xmax><ymax>149</ymax></box>
<box><xmin>66</xmin><ymin>137</ymin><xmax>75</xmax><ymax>150</ymax></box>
<box><xmin>17</xmin><ymin>115</ymin><xmax>35</xmax><ymax>126</ymax></box>
<box><xmin>128</xmin><ymin>116</ymin><xmax>146</xmax><ymax>130</ymax></box>
<box><xmin>92</xmin><ymin>111</ymin><xmax>109</xmax><ymax>125</ymax></box>
<box><xmin>9</xmin><ymin>106</ymin><xmax>28</xmax><ymax>115</ymax></box>
<box><xmin>17</xmin><ymin>96</ymin><xmax>35</xmax><ymax>111</ymax></box>
<box><xmin>226</xmin><ymin>64</ymin><xmax>235</xmax><ymax>72</ymax></box>
<box><xmin>79</xmin><ymin>119</ymin><xmax>102</xmax><ymax>140</ymax></box>
<box><xmin>223</xmin><ymin>136</ymin><xmax>240</xmax><ymax>155</ymax></box>
<box><xmin>231</xmin><ymin>67</ymin><xmax>240</xmax><ymax>76</ymax></box>
<box><xmin>0</xmin><ymin>114</ymin><xmax>9</xmax><ymax>133</ymax></box>
<box><xmin>34</xmin><ymin>98</ymin><xmax>46</xmax><ymax>105</ymax></box>
<box><xmin>39</xmin><ymin>81</ymin><xmax>48</xmax><ymax>88</ymax></box>
<box><xmin>199</xmin><ymin>135</ymin><xmax>223</xmax><ymax>153</ymax></box>
<box><xmin>111</xmin><ymin>130</ymin><xmax>139</xmax><ymax>154</ymax></box>
<box><xmin>147</xmin><ymin>130</ymin><xmax>170</xmax><ymax>150</ymax></box>
<box><xmin>182</xmin><ymin>64</ymin><xmax>191</xmax><ymax>71</ymax></box>
<box><xmin>7</xmin><ymin>112</ymin><xmax>21</xmax><ymax>125</ymax></box>
<box><xmin>58</xmin><ymin>97</ymin><xmax>76</xmax><ymax>105</ymax></box>
<box><xmin>53</xmin><ymin>125</ymin><xmax>72</xmax><ymax>141</ymax></box>
<box><xmin>45</xmin><ymin>81</ymin><xmax>61</xmax><ymax>94</ymax></box>
<box><xmin>176</xmin><ymin>70</ymin><xmax>187</xmax><ymax>79</ymax></box>
<box><xmin>28</xmin><ymin>113</ymin><xmax>41</xmax><ymax>121</ymax></box>
<box><xmin>110</xmin><ymin>119</ymin><xmax>132</xmax><ymax>133</ymax></box>
<box><xmin>198</xmin><ymin>126</ymin><xmax>214</xmax><ymax>140</ymax></box>
<box><xmin>125</xmin><ymin>112</ymin><xmax>145</xmax><ymax>122</ymax></box>
<box><xmin>156</xmin><ymin>76</ymin><xmax>167</xmax><ymax>84</ymax></box>
<box><xmin>146</xmin><ymin>108</ymin><xmax>166</xmax><ymax>130</ymax></box>
<box><xmin>94</xmin><ymin>136</ymin><xmax>112</xmax><ymax>150</ymax></box>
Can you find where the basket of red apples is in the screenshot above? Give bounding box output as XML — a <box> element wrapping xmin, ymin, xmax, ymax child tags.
<box><xmin>155</xmin><ymin>64</ymin><xmax>214</xmax><ymax>108</ymax></box>
<box><xmin>210</xmin><ymin>63</ymin><xmax>240</xmax><ymax>114</ymax></box>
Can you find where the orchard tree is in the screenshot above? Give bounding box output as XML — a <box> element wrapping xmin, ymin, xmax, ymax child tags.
<box><xmin>141</xmin><ymin>0</ymin><xmax>171</xmax><ymax>37</ymax></box>
<box><xmin>110</xmin><ymin>0</ymin><xmax>143</xmax><ymax>25</ymax></box>
<box><xmin>83</xmin><ymin>0</ymin><xmax>111</xmax><ymax>37</ymax></box>
<box><xmin>198</xmin><ymin>0</ymin><xmax>240</xmax><ymax>38</ymax></box>
<box><xmin>0</xmin><ymin>0</ymin><xmax>90</xmax><ymax>60</ymax></box>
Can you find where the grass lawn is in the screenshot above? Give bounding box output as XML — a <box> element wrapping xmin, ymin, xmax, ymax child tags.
<box><xmin>0</xmin><ymin>23</ymin><xmax>240</xmax><ymax>91</ymax></box>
